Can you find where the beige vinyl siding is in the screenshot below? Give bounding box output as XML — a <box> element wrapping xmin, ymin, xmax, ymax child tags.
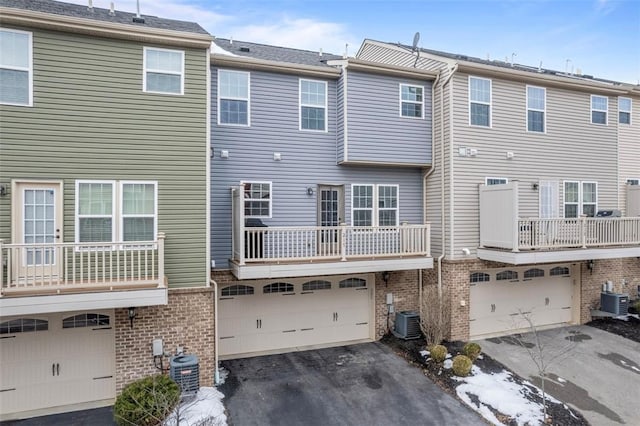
<box><xmin>0</xmin><ymin>26</ymin><xmax>208</xmax><ymax>288</ymax></box>
<box><xmin>618</xmin><ymin>94</ymin><xmax>640</xmax><ymax>215</ymax></box>
<box><xmin>450</xmin><ymin>72</ymin><xmax>619</xmax><ymax>257</ymax></box>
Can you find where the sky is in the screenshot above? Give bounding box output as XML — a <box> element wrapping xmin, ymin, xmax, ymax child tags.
<box><xmin>67</xmin><ymin>0</ymin><xmax>639</xmax><ymax>84</ymax></box>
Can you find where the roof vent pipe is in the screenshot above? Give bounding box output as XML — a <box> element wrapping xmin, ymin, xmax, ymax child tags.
<box><xmin>109</xmin><ymin>2</ymin><xmax>115</xmax><ymax>16</ymax></box>
<box><xmin>230</xmin><ymin>37</ymin><xmax>233</xmax><ymax>45</ymax></box>
<box><xmin>538</xmin><ymin>61</ymin><xmax>542</xmax><ymax>72</ymax></box>
<box><xmin>343</xmin><ymin>43</ymin><xmax>348</xmax><ymax>59</ymax></box>
<box><xmin>136</xmin><ymin>0</ymin><xmax>140</xmax><ymax>18</ymax></box>
<box><xmin>87</xmin><ymin>0</ymin><xmax>93</xmax><ymax>11</ymax></box>
<box><xmin>319</xmin><ymin>48</ymin><xmax>323</xmax><ymax>57</ymax></box>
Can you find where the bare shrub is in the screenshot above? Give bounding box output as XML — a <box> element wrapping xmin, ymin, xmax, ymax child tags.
<box><xmin>420</xmin><ymin>281</ymin><xmax>451</xmax><ymax>346</ymax></box>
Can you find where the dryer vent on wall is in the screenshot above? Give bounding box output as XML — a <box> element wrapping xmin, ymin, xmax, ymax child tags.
<box><xmin>170</xmin><ymin>354</ymin><xmax>199</xmax><ymax>393</ymax></box>
<box><xmin>393</xmin><ymin>311</ymin><xmax>421</xmax><ymax>340</ymax></box>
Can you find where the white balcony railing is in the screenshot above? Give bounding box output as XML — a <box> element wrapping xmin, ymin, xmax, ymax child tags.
<box><xmin>0</xmin><ymin>233</ymin><xmax>165</xmax><ymax>296</ymax></box>
<box><xmin>235</xmin><ymin>224</ymin><xmax>431</xmax><ymax>265</ymax></box>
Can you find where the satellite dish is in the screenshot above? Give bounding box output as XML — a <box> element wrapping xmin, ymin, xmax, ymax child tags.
<box><xmin>412</xmin><ymin>32</ymin><xmax>420</xmax><ymax>51</ymax></box>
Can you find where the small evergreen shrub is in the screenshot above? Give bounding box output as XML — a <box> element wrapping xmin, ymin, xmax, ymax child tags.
<box><xmin>452</xmin><ymin>355</ymin><xmax>473</xmax><ymax>377</ymax></box>
<box><xmin>462</xmin><ymin>342</ymin><xmax>482</xmax><ymax>361</ymax></box>
<box><xmin>631</xmin><ymin>300</ymin><xmax>640</xmax><ymax>314</ymax></box>
<box><xmin>114</xmin><ymin>375</ymin><xmax>180</xmax><ymax>426</ymax></box>
<box><xmin>430</xmin><ymin>344</ymin><xmax>447</xmax><ymax>362</ymax></box>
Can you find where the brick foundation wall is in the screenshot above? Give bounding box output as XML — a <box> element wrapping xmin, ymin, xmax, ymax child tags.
<box><xmin>115</xmin><ymin>287</ymin><xmax>215</xmax><ymax>392</ymax></box>
<box><xmin>579</xmin><ymin>258</ymin><xmax>640</xmax><ymax>323</ymax></box>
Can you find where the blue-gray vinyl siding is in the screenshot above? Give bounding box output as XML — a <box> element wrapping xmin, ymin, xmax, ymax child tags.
<box><xmin>211</xmin><ymin>67</ymin><xmax>424</xmax><ymax>269</ymax></box>
<box><xmin>343</xmin><ymin>70</ymin><xmax>432</xmax><ymax>164</ymax></box>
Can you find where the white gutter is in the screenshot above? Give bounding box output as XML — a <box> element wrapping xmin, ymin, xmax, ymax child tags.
<box><xmin>210</xmin><ymin>278</ymin><xmax>220</xmax><ymax>384</ymax></box>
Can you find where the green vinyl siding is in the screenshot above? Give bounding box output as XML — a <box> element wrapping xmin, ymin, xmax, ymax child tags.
<box><xmin>0</xmin><ymin>26</ymin><xmax>208</xmax><ymax>289</ymax></box>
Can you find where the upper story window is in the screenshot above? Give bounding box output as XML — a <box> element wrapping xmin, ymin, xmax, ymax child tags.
<box><xmin>351</xmin><ymin>184</ymin><xmax>399</xmax><ymax>227</ymax></box>
<box><xmin>300</xmin><ymin>79</ymin><xmax>327</xmax><ymax>131</ymax></box>
<box><xmin>485</xmin><ymin>177</ymin><xmax>508</xmax><ymax>185</ymax></box>
<box><xmin>0</xmin><ymin>28</ymin><xmax>32</xmax><ymax>106</ymax></box>
<box><xmin>400</xmin><ymin>84</ymin><xmax>424</xmax><ymax>118</ymax></box>
<box><xmin>143</xmin><ymin>47</ymin><xmax>184</xmax><ymax>95</ymax></box>
<box><xmin>564</xmin><ymin>181</ymin><xmax>597</xmax><ymax>218</ymax></box>
<box><xmin>76</xmin><ymin>181</ymin><xmax>157</xmax><ymax>243</ymax></box>
<box><xmin>526</xmin><ymin>86</ymin><xmax>546</xmax><ymax>132</ymax></box>
<box><xmin>219</xmin><ymin>70</ymin><xmax>250</xmax><ymax>126</ymax></box>
<box><xmin>619</xmin><ymin>97</ymin><xmax>632</xmax><ymax>125</ymax></box>
<box><xmin>591</xmin><ymin>95</ymin><xmax>608</xmax><ymax>125</ymax></box>
<box><xmin>243</xmin><ymin>181</ymin><xmax>271</xmax><ymax>218</ymax></box>
<box><xmin>627</xmin><ymin>179</ymin><xmax>639</xmax><ymax>186</ymax></box>
<box><xmin>469</xmin><ymin>76</ymin><xmax>491</xmax><ymax>127</ymax></box>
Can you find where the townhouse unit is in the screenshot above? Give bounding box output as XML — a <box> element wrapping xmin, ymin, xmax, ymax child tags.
<box><xmin>0</xmin><ymin>0</ymin><xmax>212</xmax><ymax>420</ymax></box>
<box><xmin>358</xmin><ymin>40</ymin><xmax>640</xmax><ymax>340</ymax></box>
<box><xmin>210</xmin><ymin>39</ymin><xmax>435</xmax><ymax>359</ymax></box>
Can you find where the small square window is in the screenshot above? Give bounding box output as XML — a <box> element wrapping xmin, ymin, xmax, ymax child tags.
<box><xmin>143</xmin><ymin>47</ymin><xmax>184</xmax><ymax>95</ymax></box>
<box><xmin>0</xmin><ymin>29</ymin><xmax>33</xmax><ymax>106</ymax></box>
<box><xmin>400</xmin><ymin>84</ymin><xmax>424</xmax><ymax>118</ymax></box>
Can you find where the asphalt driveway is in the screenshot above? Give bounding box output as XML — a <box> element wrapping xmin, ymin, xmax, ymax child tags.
<box><xmin>479</xmin><ymin>325</ymin><xmax>640</xmax><ymax>426</ymax></box>
<box><xmin>219</xmin><ymin>342</ymin><xmax>482</xmax><ymax>426</ymax></box>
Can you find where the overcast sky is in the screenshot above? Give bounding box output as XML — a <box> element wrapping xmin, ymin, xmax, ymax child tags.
<box><xmin>68</xmin><ymin>0</ymin><xmax>639</xmax><ymax>84</ymax></box>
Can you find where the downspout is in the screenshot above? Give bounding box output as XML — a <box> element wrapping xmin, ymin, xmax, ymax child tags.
<box><xmin>206</xmin><ymin>46</ymin><xmax>212</xmax><ymax>287</ymax></box>
<box><xmin>420</xmin><ymin>71</ymin><xmax>441</xmax><ymax>313</ymax></box>
<box><xmin>210</xmin><ymin>278</ymin><xmax>220</xmax><ymax>384</ymax></box>
<box><xmin>448</xmin><ymin>65</ymin><xmax>458</xmax><ymax>262</ymax></box>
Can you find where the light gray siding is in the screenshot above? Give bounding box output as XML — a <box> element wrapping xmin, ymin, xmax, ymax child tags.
<box><xmin>450</xmin><ymin>72</ymin><xmax>619</xmax><ymax>257</ymax></box>
<box><xmin>211</xmin><ymin>67</ymin><xmax>424</xmax><ymax>268</ymax></box>
<box><xmin>618</xmin><ymin>94</ymin><xmax>640</xmax><ymax>214</ymax></box>
<box><xmin>344</xmin><ymin>70</ymin><xmax>432</xmax><ymax>164</ymax></box>
<box><xmin>0</xmin><ymin>26</ymin><xmax>209</xmax><ymax>288</ymax></box>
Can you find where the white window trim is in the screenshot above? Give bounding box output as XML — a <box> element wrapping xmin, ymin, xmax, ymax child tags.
<box><xmin>142</xmin><ymin>46</ymin><xmax>184</xmax><ymax>95</ymax></box>
<box><xmin>0</xmin><ymin>28</ymin><xmax>33</xmax><ymax>107</ymax></box>
<box><xmin>485</xmin><ymin>177</ymin><xmax>508</xmax><ymax>185</ymax></box>
<box><xmin>217</xmin><ymin>69</ymin><xmax>251</xmax><ymax>127</ymax></box>
<box><xmin>618</xmin><ymin>97</ymin><xmax>632</xmax><ymax>125</ymax></box>
<box><xmin>590</xmin><ymin>95</ymin><xmax>608</xmax><ymax>125</ymax></box>
<box><xmin>526</xmin><ymin>85</ymin><xmax>546</xmax><ymax>133</ymax></box>
<box><xmin>563</xmin><ymin>180</ymin><xmax>598</xmax><ymax>217</ymax></box>
<box><xmin>75</xmin><ymin>180</ymin><xmax>117</xmax><ymax>245</ymax></box>
<box><xmin>119</xmin><ymin>181</ymin><xmax>158</xmax><ymax>242</ymax></box>
<box><xmin>468</xmin><ymin>76</ymin><xmax>492</xmax><ymax>128</ymax></box>
<box><xmin>399</xmin><ymin>83</ymin><xmax>425</xmax><ymax>119</ymax></box>
<box><xmin>299</xmin><ymin>78</ymin><xmax>328</xmax><ymax>132</ymax></box>
<box><xmin>241</xmin><ymin>180</ymin><xmax>272</xmax><ymax>219</ymax></box>
<box><xmin>626</xmin><ymin>178</ymin><xmax>640</xmax><ymax>186</ymax></box>
<box><xmin>350</xmin><ymin>184</ymin><xmax>400</xmax><ymax>227</ymax></box>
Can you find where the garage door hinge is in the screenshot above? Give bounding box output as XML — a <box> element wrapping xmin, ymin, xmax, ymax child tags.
<box><xmin>282</xmin><ymin>329</ymin><xmax>296</xmax><ymax>333</ymax></box>
<box><xmin>356</xmin><ymin>322</ymin><xmax>368</xmax><ymax>325</ymax></box>
<box><xmin>92</xmin><ymin>327</ymin><xmax>112</xmax><ymax>331</ymax></box>
<box><xmin>0</xmin><ymin>336</ymin><xmax>16</xmax><ymax>339</ymax></box>
<box><xmin>220</xmin><ymin>336</ymin><xmax>234</xmax><ymax>339</ymax></box>
<box><xmin>301</xmin><ymin>328</ymin><xmax>313</xmax><ymax>331</ymax></box>
<box><xmin>93</xmin><ymin>375</ymin><xmax>113</xmax><ymax>380</ymax></box>
<box><xmin>0</xmin><ymin>388</ymin><xmax>16</xmax><ymax>392</ymax></box>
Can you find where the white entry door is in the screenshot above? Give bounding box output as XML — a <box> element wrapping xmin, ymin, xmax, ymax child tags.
<box><xmin>12</xmin><ymin>182</ymin><xmax>64</xmax><ymax>282</ymax></box>
<box><xmin>317</xmin><ymin>186</ymin><xmax>343</xmax><ymax>256</ymax></box>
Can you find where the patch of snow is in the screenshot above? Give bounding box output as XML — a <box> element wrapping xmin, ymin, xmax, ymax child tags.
<box><xmin>445</xmin><ymin>353</ymin><xmax>452</xmax><ymax>359</ymax></box>
<box><xmin>557</xmin><ymin>376</ymin><xmax>567</xmax><ymax>383</ymax></box>
<box><xmin>216</xmin><ymin>367</ymin><xmax>229</xmax><ymax>385</ymax></box>
<box><xmin>477</xmin><ymin>354</ymin><xmax>484</xmax><ymax>360</ymax></box>
<box><xmin>443</xmin><ymin>359</ymin><xmax>453</xmax><ymax>369</ymax></box>
<box><xmin>455</xmin><ymin>366</ymin><xmax>551</xmax><ymax>426</ymax></box>
<box><xmin>211</xmin><ymin>42</ymin><xmax>238</xmax><ymax>56</ymax></box>
<box><xmin>164</xmin><ymin>387</ymin><xmax>227</xmax><ymax>426</ymax></box>
<box><xmin>419</xmin><ymin>350</ymin><xmax>429</xmax><ymax>357</ymax></box>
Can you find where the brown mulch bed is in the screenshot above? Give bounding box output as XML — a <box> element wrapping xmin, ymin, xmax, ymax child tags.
<box><xmin>381</xmin><ymin>334</ymin><xmax>589</xmax><ymax>426</ymax></box>
<box><xmin>586</xmin><ymin>302</ymin><xmax>640</xmax><ymax>343</ymax></box>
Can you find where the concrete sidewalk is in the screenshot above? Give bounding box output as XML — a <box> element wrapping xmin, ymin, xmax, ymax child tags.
<box><xmin>480</xmin><ymin>325</ymin><xmax>640</xmax><ymax>426</ymax></box>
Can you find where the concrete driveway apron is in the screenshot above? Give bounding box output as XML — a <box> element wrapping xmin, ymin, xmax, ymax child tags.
<box><xmin>480</xmin><ymin>325</ymin><xmax>640</xmax><ymax>426</ymax></box>
<box><xmin>219</xmin><ymin>342</ymin><xmax>482</xmax><ymax>426</ymax></box>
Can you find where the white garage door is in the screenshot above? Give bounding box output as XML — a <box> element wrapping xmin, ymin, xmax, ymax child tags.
<box><xmin>218</xmin><ymin>274</ymin><xmax>374</xmax><ymax>358</ymax></box>
<box><xmin>470</xmin><ymin>265</ymin><xmax>574</xmax><ymax>339</ymax></box>
<box><xmin>0</xmin><ymin>310</ymin><xmax>115</xmax><ymax>420</ymax></box>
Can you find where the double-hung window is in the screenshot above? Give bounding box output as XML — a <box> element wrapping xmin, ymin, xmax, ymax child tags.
<box><xmin>300</xmin><ymin>79</ymin><xmax>327</xmax><ymax>131</ymax></box>
<box><xmin>243</xmin><ymin>181</ymin><xmax>271</xmax><ymax>218</ymax></box>
<box><xmin>563</xmin><ymin>181</ymin><xmax>597</xmax><ymax>218</ymax></box>
<box><xmin>469</xmin><ymin>76</ymin><xmax>491</xmax><ymax>127</ymax></box>
<box><xmin>219</xmin><ymin>70</ymin><xmax>250</xmax><ymax>125</ymax></box>
<box><xmin>143</xmin><ymin>47</ymin><xmax>184</xmax><ymax>95</ymax></box>
<box><xmin>526</xmin><ymin>86</ymin><xmax>546</xmax><ymax>132</ymax></box>
<box><xmin>591</xmin><ymin>95</ymin><xmax>608</xmax><ymax>125</ymax></box>
<box><xmin>76</xmin><ymin>181</ymin><xmax>157</xmax><ymax>243</ymax></box>
<box><xmin>619</xmin><ymin>97</ymin><xmax>631</xmax><ymax>125</ymax></box>
<box><xmin>0</xmin><ymin>28</ymin><xmax>32</xmax><ymax>106</ymax></box>
<box><xmin>400</xmin><ymin>84</ymin><xmax>424</xmax><ymax>118</ymax></box>
<box><xmin>351</xmin><ymin>184</ymin><xmax>399</xmax><ymax>226</ymax></box>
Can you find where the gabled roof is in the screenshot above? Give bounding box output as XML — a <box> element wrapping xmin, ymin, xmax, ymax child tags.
<box><xmin>213</xmin><ymin>38</ymin><xmax>343</xmax><ymax>68</ymax></box>
<box><xmin>0</xmin><ymin>0</ymin><xmax>209</xmax><ymax>34</ymax></box>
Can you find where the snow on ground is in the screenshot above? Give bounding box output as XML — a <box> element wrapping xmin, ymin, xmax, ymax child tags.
<box><xmin>443</xmin><ymin>359</ymin><xmax>453</xmax><ymax>369</ymax></box>
<box><xmin>165</xmin><ymin>387</ymin><xmax>227</xmax><ymax>426</ymax></box>
<box><xmin>454</xmin><ymin>365</ymin><xmax>549</xmax><ymax>426</ymax></box>
<box><xmin>615</xmin><ymin>313</ymin><xmax>639</xmax><ymax>321</ymax></box>
<box><xmin>419</xmin><ymin>350</ymin><xmax>429</xmax><ymax>357</ymax></box>
<box><xmin>557</xmin><ymin>376</ymin><xmax>567</xmax><ymax>383</ymax></box>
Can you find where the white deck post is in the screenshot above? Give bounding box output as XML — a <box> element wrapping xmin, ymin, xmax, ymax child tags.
<box><xmin>157</xmin><ymin>232</ymin><xmax>166</xmax><ymax>288</ymax></box>
<box><xmin>340</xmin><ymin>223</ymin><xmax>347</xmax><ymax>261</ymax></box>
<box><xmin>512</xmin><ymin>182</ymin><xmax>520</xmax><ymax>252</ymax></box>
<box><xmin>580</xmin><ymin>215</ymin><xmax>587</xmax><ymax>248</ymax></box>
<box><xmin>0</xmin><ymin>239</ymin><xmax>4</xmax><ymax>297</ymax></box>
